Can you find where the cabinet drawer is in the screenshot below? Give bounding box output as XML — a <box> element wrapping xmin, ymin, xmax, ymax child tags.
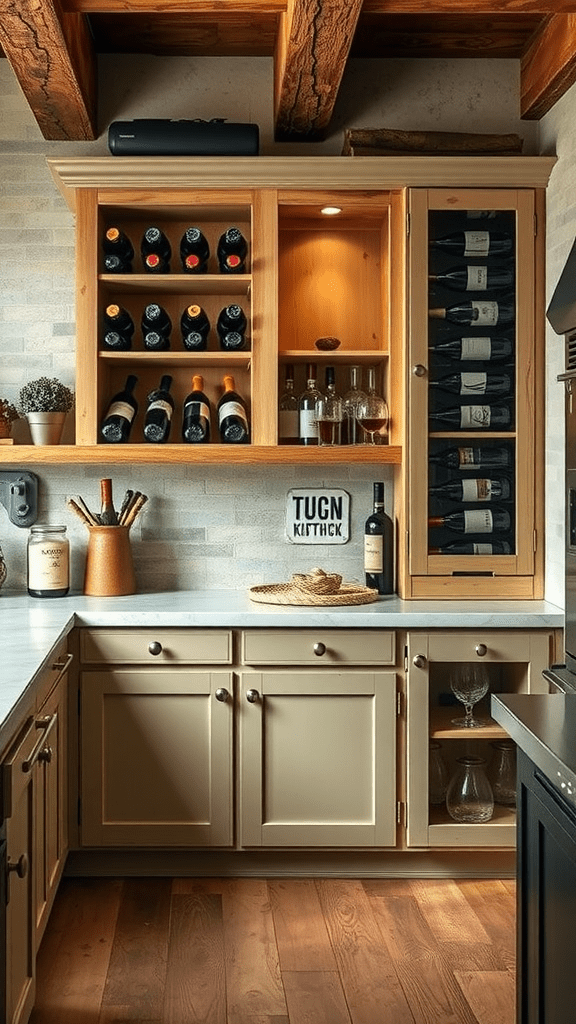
<box><xmin>422</xmin><ymin>631</ymin><xmax>551</xmax><ymax>665</ymax></box>
<box><xmin>80</xmin><ymin>629</ymin><xmax>232</xmax><ymax>665</ymax></box>
<box><xmin>242</xmin><ymin>629</ymin><xmax>395</xmax><ymax>666</ymax></box>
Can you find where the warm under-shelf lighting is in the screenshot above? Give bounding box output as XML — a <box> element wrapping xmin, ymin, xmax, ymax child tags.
<box><xmin>320</xmin><ymin>206</ymin><xmax>342</xmax><ymax>215</ymax></box>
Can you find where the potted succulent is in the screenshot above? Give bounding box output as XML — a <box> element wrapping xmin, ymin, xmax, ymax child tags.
<box><xmin>19</xmin><ymin>376</ymin><xmax>75</xmax><ymax>445</ymax></box>
<box><xmin>0</xmin><ymin>398</ymin><xmax>19</xmax><ymax>440</ymax></box>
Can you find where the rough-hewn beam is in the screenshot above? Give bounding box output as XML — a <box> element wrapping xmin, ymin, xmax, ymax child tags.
<box><xmin>362</xmin><ymin>1</ymin><xmax>576</xmax><ymax>9</ymax></box>
<box><xmin>274</xmin><ymin>0</ymin><xmax>364</xmax><ymax>139</ymax></box>
<box><xmin>0</xmin><ymin>0</ymin><xmax>97</xmax><ymax>140</ymax></box>
<box><xmin>521</xmin><ymin>13</ymin><xmax>576</xmax><ymax>118</ymax></box>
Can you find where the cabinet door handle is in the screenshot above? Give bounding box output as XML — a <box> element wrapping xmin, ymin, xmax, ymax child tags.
<box><xmin>246</xmin><ymin>689</ymin><xmax>260</xmax><ymax>703</ymax></box>
<box><xmin>215</xmin><ymin>688</ymin><xmax>230</xmax><ymax>703</ymax></box>
<box><xmin>412</xmin><ymin>363</ymin><xmax>427</xmax><ymax>377</ymax></box>
<box><xmin>7</xmin><ymin>853</ymin><xmax>29</xmax><ymax>879</ymax></box>
<box><xmin>22</xmin><ymin>713</ymin><xmax>58</xmax><ymax>773</ymax></box>
<box><xmin>313</xmin><ymin>642</ymin><xmax>327</xmax><ymax>657</ymax></box>
<box><xmin>148</xmin><ymin>641</ymin><xmax>163</xmax><ymax>656</ymax></box>
<box><xmin>413</xmin><ymin>654</ymin><xmax>427</xmax><ymax>668</ymax></box>
<box><xmin>475</xmin><ymin>643</ymin><xmax>488</xmax><ymax>657</ymax></box>
<box><xmin>51</xmin><ymin>652</ymin><xmax>73</xmax><ymax>685</ymax></box>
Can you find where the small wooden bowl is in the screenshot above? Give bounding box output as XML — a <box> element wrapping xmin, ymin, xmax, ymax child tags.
<box><xmin>314</xmin><ymin>337</ymin><xmax>341</xmax><ymax>351</ymax></box>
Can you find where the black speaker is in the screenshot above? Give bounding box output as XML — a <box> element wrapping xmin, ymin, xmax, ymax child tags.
<box><xmin>108</xmin><ymin>119</ymin><xmax>259</xmax><ymax>157</ymax></box>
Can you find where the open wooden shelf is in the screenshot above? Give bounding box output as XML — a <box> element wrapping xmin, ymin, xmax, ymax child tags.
<box><xmin>429</xmin><ymin>705</ymin><xmax>507</xmax><ymax>740</ymax></box>
<box><xmin>0</xmin><ymin>444</ymin><xmax>403</xmax><ymax>466</ymax></box>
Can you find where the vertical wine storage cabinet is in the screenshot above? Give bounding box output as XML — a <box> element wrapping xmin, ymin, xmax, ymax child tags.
<box><xmin>407</xmin><ymin>188</ymin><xmax>545</xmax><ymax>599</ymax></box>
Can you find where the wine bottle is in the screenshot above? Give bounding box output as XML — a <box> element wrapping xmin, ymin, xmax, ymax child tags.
<box><xmin>180</xmin><ymin>227</ymin><xmax>210</xmax><ymax>273</ymax></box>
<box><xmin>143</xmin><ymin>374</ymin><xmax>174</xmax><ymax>444</ymax></box>
<box><xmin>428</xmin><ymin>508</ymin><xmax>511</xmax><ymax>534</ymax></box>
<box><xmin>466</xmin><ymin>210</ymin><xmax>497</xmax><ymax>219</ymax></box>
<box><xmin>141</xmin><ymin>303</ymin><xmax>172</xmax><ymax>351</ymax></box>
<box><xmin>429</xmin><ymin>477</ymin><xmax>511</xmax><ymax>502</ymax></box>
<box><xmin>429</xmin><ymin>300</ymin><xmax>514</xmax><ymax>326</ymax></box>
<box><xmin>430</xmin><ymin>540</ymin><xmax>512</xmax><ymax>555</ymax></box>
<box><xmin>102</xmin><ymin>227</ymin><xmax>134</xmax><ymax>272</ymax></box>
<box><xmin>182</xmin><ymin>374</ymin><xmax>212</xmax><ymax>444</ymax></box>
<box><xmin>216</xmin><ymin>304</ymin><xmax>247</xmax><ymax>351</ymax></box>
<box><xmin>278</xmin><ymin>364</ymin><xmax>299</xmax><ymax>445</ymax></box>
<box><xmin>298</xmin><ymin>362</ymin><xmax>322</xmax><ymax>446</ymax></box>
<box><xmin>342</xmin><ymin>365</ymin><xmax>367</xmax><ymax>445</ymax></box>
<box><xmin>141</xmin><ymin>226</ymin><xmax>171</xmax><ymax>273</ymax></box>
<box><xmin>429</xmin><ymin>405</ymin><xmax>512</xmax><ymax>430</ymax></box>
<box><xmin>100</xmin><ymin>374</ymin><xmax>138</xmax><ymax>444</ymax></box>
<box><xmin>217</xmin><ymin>227</ymin><xmax>247</xmax><ymax>273</ymax></box>
<box><xmin>428</xmin><ymin>445</ymin><xmax>512</xmax><ymax>470</ymax></box>
<box><xmin>315</xmin><ymin>366</ymin><xmax>343</xmax><ymax>446</ymax></box>
<box><xmin>364</xmin><ymin>482</ymin><xmax>394</xmax><ymax>595</ymax></box>
<box><xmin>430</xmin><ymin>231</ymin><xmax>513</xmax><ymax>258</ymax></box>
<box><xmin>429</xmin><ymin>372</ymin><xmax>512</xmax><ymax>397</ymax></box>
<box><xmin>102</xmin><ymin>304</ymin><xmax>134</xmax><ymax>351</ymax></box>
<box><xmin>429</xmin><ymin>264</ymin><xmax>514</xmax><ymax>293</ymax></box>
<box><xmin>180</xmin><ymin>304</ymin><xmax>210</xmax><ymax>351</ymax></box>
<box><xmin>217</xmin><ymin>375</ymin><xmax>250</xmax><ymax>443</ymax></box>
<box><xmin>429</xmin><ymin>334</ymin><xmax>514</xmax><ymax>362</ymax></box>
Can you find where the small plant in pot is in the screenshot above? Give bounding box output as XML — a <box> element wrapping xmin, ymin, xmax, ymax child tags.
<box><xmin>19</xmin><ymin>377</ymin><xmax>75</xmax><ymax>445</ymax></box>
<box><xmin>0</xmin><ymin>399</ymin><xmax>19</xmax><ymax>440</ymax></box>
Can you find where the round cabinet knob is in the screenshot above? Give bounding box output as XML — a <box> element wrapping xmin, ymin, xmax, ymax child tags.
<box><xmin>148</xmin><ymin>641</ymin><xmax>163</xmax><ymax>656</ymax></box>
<box><xmin>7</xmin><ymin>854</ymin><xmax>29</xmax><ymax>879</ymax></box>
<box><xmin>246</xmin><ymin>689</ymin><xmax>260</xmax><ymax>704</ymax></box>
<box><xmin>475</xmin><ymin>643</ymin><xmax>488</xmax><ymax>657</ymax></box>
<box><xmin>413</xmin><ymin>654</ymin><xmax>427</xmax><ymax>669</ymax></box>
<box><xmin>38</xmin><ymin>746</ymin><xmax>52</xmax><ymax>764</ymax></box>
<box><xmin>412</xmin><ymin>364</ymin><xmax>427</xmax><ymax>377</ymax></box>
<box><xmin>313</xmin><ymin>642</ymin><xmax>327</xmax><ymax>657</ymax></box>
<box><xmin>215</xmin><ymin>688</ymin><xmax>229</xmax><ymax>703</ymax></box>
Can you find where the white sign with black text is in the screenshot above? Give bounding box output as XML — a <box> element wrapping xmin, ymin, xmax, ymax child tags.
<box><xmin>286</xmin><ymin>488</ymin><xmax>350</xmax><ymax>544</ymax></box>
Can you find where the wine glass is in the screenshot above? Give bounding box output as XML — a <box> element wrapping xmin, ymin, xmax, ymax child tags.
<box><xmin>355</xmin><ymin>392</ymin><xmax>389</xmax><ymax>445</ymax></box>
<box><xmin>450</xmin><ymin>664</ymin><xmax>490</xmax><ymax>728</ymax></box>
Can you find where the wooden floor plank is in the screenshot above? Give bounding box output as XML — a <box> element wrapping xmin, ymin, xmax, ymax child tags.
<box><xmin>30</xmin><ymin>878</ymin><xmax>122</xmax><ymax>1024</ymax></box>
<box><xmin>316</xmin><ymin>879</ymin><xmax>415</xmax><ymax>1024</ymax></box>
<box><xmin>409</xmin><ymin>878</ymin><xmax>492</xmax><ymax>944</ymax></box>
<box><xmin>282</xmin><ymin>971</ymin><xmax>351</xmax><ymax>1024</ymax></box>
<box><xmin>99</xmin><ymin>877</ymin><xmax>171</xmax><ymax>1022</ymax></box>
<box><xmin>268</xmin><ymin>880</ymin><xmax>337</xmax><ymax>972</ymax></box>
<box><xmin>456</xmin><ymin>879</ymin><xmax>516</xmax><ymax>971</ymax></box>
<box><xmin>221</xmin><ymin>879</ymin><xmax>288</xmax><ymax>1024</ymax></box>
<box><xmin>455</xmin><ymin>970</ymin><xmax>515</xmax><ymax>1024</ymax></box>
<box><xmin>163</xmin><ymin>892</ymin><xmax>226</xmax><ymax>1024</ymax></box>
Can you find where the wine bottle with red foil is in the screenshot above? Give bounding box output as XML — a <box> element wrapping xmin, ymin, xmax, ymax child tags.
<box><xmin>143</xmin><ymin>374</ymin><xmax>174</xmax><ymax>444</ymax></box>
<box><xmin>428</xmin><ymin>508</ymin><xmax>511</xmax><ymax>534</ymax></box>
<box><xmin>364</xmin><ymin>482</ymin><xmax>394</xmax><ymax>594</ymax></box>
<box><xmin>429</xmin><ymin>540</ymin><xmax>512</xmax><ymax>555</ymax></box>
<box><xmin>141</xmin><ymin>226</ymin><xmax>171</xmax><ymax>273</ymax></box>
<box><xmin>100</xmin><ymin>374</ymin><xmax>138</xmax><ymax>444</ymax></box>
<box><xmin>182</xmin><ymin>374</ymin><xmax>212</xmax><ymax>444</ymax></box>
<box><xmin>429</xmin><ymin>334</ymin><xmax>514</xmax><ymax>362</ymax></box>
<box><xmin>217</xmin><ymin>304</ymin><xmax>247</xmax><ymax>350</ymax></box>
<box><xmin>429</xmin><ymin>404</ymin><xmax>512</xmax><ymax>430</ymax></box>
<box><xmin>102</xmin><ymin>227</ymin><xmax>134</xmax><ymax>272</ymax></box>
<box><xmin>180</xmin><ymin>227</ymin><xmax>210</xmax><ymax>273</ymax></box>
<box><xmin>142</xmin><ymin>303</ymin><xmax>172</xmax><ymax>351</ymax></box>
<box><xmin>428</xmin><ymin>445</ymin><xmax>512</xmax><ymax>470</ymax></box>
<box><xmin>180</xmin><ymin>304</ymin><xmax>211</xmax><ymax>351</ymax></box>
<box><xmin>429</xmin><ymin>264</ymin><xmax>514</xmax><ymax>293</ymax></box>
<box><xmin>102</xmin><ymin>304</ymin><xmax>134</xmax><ymax>351</ymax></box>
<box><xmin>429</xmin><ymin>300</ymin><xmax>514</xmax><ymax>326</ymax></box>
<box><xmin>217</xmin><ymin>227</ymin><xmax>247</xmax><ymax>273</ymax></box>
<box><xmin>429</xmin><ymin>371</ymin><xmax>512</xmax><ymax>397</ymax></box>
<box><xmin>217</xmin><ymin>375</ymin><xmax>250</xmax><ymax>443</ymax></box>
<box><xmin>429</xmin><ymin>477</ymin><xmax>511</xmax><ymax>502</ymax></box>
<box><xmin>430</xmin><ymin>231</ymin><xmax>513</xmax><ymax>258</ymax></box>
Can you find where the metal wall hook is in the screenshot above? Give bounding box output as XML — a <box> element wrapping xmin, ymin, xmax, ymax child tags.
<box><xmin>0</xmin><ymin>471</ymin><xmax>38</xmax><ymax>527</ymax></box>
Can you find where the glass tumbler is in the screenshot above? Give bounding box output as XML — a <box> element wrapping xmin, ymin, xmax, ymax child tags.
<box><xmin>489</xmin><ymin>739</ymin><xmax>517</xmax><ymax>806</ymax></box>
<box><xmin>446</xmin><ymin>755</ymin><xmax>494</xmax><ymax>823</ymax></box>
<box><xmin>429</xmin><ymin>741</ymin><xmax>449</xmax><ymax>805</ymax></box>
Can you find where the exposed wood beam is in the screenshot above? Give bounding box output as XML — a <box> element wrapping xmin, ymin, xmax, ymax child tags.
<box><xmin>274</xmin><ymin>0</ymin><xmax>364</xmax><ymax>140</ymax></box>
<box><xmin>521</xmin><ymin>13</ymin><xmax>576</xmax><ymax>118</ymax></box>
<box><xmin>352</xmin><ymin>14</ymin><xmax>541</xmax><ymax>58</ymax></box>
<box><xmin>362</xmin><ymin>1</ymin><xmax>576</xmax><ymax>9</ymax></box>
<box><xmin>0</xmin><ymin>0</ymin><xmax>97</xmax><ymax>140</ymax></box>
<box><xmin>63</xmin><ymin>0</ymin><xmax>286</xmax><ymax>9</ymax></box>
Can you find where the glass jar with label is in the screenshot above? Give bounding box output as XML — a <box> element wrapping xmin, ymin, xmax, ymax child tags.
<box><xmin>27</xmin><ymin>524</ymin><xmax>70</xmax><ymax>598</ymax></box>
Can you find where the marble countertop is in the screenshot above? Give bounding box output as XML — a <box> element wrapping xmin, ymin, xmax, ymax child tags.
<box><xmin>492</xmin><ymin>693</ymin><xmax>576</xmax><ymax>807</ymax></box>
<box><xmin>0</xmin><ymin>589</ymin><xmax>563</xmax><ymax>750</ymax></box>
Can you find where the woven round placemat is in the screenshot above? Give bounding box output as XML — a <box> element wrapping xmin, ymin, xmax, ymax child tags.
<box><xmin>248</xmin><ymin>581</ymin><xmax>378</xmax><ymax>606</ymax></box>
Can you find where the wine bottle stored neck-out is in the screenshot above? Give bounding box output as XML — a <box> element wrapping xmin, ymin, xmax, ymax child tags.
<box><xmin>141</xmin><ymin>227</ymin><xmax>171</xmax><ymax>273</ymax></box>
<box><xmin>430</xmin><ymin>540</ymin><xmax>512</xmax><ymax>555</ymax></box>
<box><xmin>364</xmin><ymin>481</ymin><xmax>394</xmax><ymax>594</ymax></box>
<box><xmin>429</xmin><ymin>334</ymin><xmax>514</xmax><ymax>362</ymax></box>
<box><xmin>430</xmin><ymin>231</ymin><xmax>513</xmax><ymax>258</ymax></box>
<box><xmin>429</xmin><ymin>300</ymin><xmax>514</xmax><ymax>327</ymax></box>
<box><xmin>100</xmin><ymin>375</ymin><xmax>138</xmax><ymax>444</ymax></box>
<box><xmin>428</xmin><ymin>445</ymin><xmax>512</xmax><ymax>470</ymax></box>
<box><xmin>103</xmin><ymin>304</ymin><xmax>134</xmax><ymax>351</ymax></box>
<box><xmin>217</xmin><ymin>375</ymin><xmax>250</xmax><ymax>443</ymax></box>
<box><xmin>143</xmin><ymin>374</ymin><xmax>174</xmax><ymax>444</ymax></box>
<box><xmin>429</xmin><ymin>404</ymin><xmax>512</xmax><ymax>430</ymax></box>
<box><xmin>429</xmin><ymin>372</ymin><xmax>512</xmax><ymax>397</ymax></box>
<box><xmin>217</xmin><ymin>304</ymin><xmax>247</xmax><ymax>350</ymax></box>
<box><xmin>180</xmin><ymin>304</ymin><xmax>210</xmax><ymax>351</ymax></box>
<box><xmin>103</xmin><ymin>227</ymin><xmax>134</xmax><ymax>271</ymax></box>
<box><xmin>142</xmin><ymin>303</ymin><xmax>172</xmax><ymax>351</ymax></box>
<box><xmin>429</xmin><ymin>264</ymin><xmax>514</xmax><ymax>293</ymax></box>
<box><xmin>182</xmin><ymin>374</ymin><xmax>212</xmax><ymax>444</ymax></box>
<box><xmin>180</xmin><ymin>227</ymin><xmax>210</xmax><ymax>273</ymax></box>
<box><xmin>104</xmin><ymin>254</ymin><xmax>133</xmax><ymax>274</ymax></box>
<box><xmin>217</xmin><ymin>227</ymin><xmax>247</xmax><ymax>273</ymax></box>
<box><xmin>429</xmin><ymin>477</ymin><xmax>511</xmax><ymax>502</ymax></box>
<box><xmin>428</xmin><ymin>508</ymin><xmax>511</xmax><ymax>535</ymax></box>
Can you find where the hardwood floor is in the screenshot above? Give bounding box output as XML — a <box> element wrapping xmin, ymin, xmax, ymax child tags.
<box><xmin>30</xmin><ymin>876</ymin><xmax>516</xmax><ymax>1024</ymax></box>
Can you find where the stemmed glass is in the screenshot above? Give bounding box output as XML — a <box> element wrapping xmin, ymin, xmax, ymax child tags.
<box><xmin>450</xmin><ymin>664</ymin><xmax>490</xmax><ymax>728</ymax></box>
<box><xmin>355</xmin><ymin>368</ymin><xmax>389</xmax><ymax>445</ymax></box>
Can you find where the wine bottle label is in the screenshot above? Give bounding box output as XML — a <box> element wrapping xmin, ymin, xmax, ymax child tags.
<box><xmin>472</xmin><ymin>543</ymin><xmax>495</xmax><ymax>553</ymax></box>
<box><xmin>471</xmin><ymin>301</ymin><xmax>499</xmax><ymax>325</ymax></box>
<box><xmin>461</xmin><ymin>478</ymin><xmax>491</xmax><ymax>501</ymax></box>
<box><xmin>28</xmin><ymin>541</ymin><xmax>69</xmax><ymax>590</ymax></box>
<box><xmin>463</xmin><ymin>231</ymin><xmax>490</xmax><ymax>257</ymax></box>
<box><xmin>184</xmin><ymin>400</ymin><xmax>210</xmax><ymax>421</ymax></box>
<box><xmin>466</xmin><ymin>266</ymin><xmax>488</xmax><ymax>291</ymax></box>
<box><xmin>147</xmin><ymin>398</ymin><xmax>172</xmax><ymax>419</ymax></box>
<box><xmin>218</xmin><ymin>400</ymin><xmax>248</xmax><ymax>426</ymax></box>
<box><xmin>299</xmin><ymin>409</ymin><xmax>318</xmax><ymax>439</ymax></box>
<box><xmin>460</xmin><ymin>405</ymin><xmax>491</xmax><ymax>428</ymax></box>
<box><xmin>364</xmin><ymin>535</ymin><xmax>383</xmax><ymax>572</ymax></box>
<box><xmin>460</xmin><ymin>372</ymin><xmax>487</xmax><ymax>395</ymax></box>
<box><xmin>107</xmin><ymin>400</ymin><xmax>136</xmax><ymax>423</ymax></box>
<box><xmin>279</xmin><ymin>409</ymin><xmax>299</xmax><ymax>438</ymax></box>
<box><xmin>463</xmin><ymin>509</ymin><xmax>493</xmax><ymax>534</ymax></box>
<box><xmin>457</xmin><ymin>447</ymin><xmax>476</xmax><ymax>467</ymax></box>
<box><xmin>461</xmin><ymin>336</ymin><xmax>491</xmax><ymax>360</ymax></box>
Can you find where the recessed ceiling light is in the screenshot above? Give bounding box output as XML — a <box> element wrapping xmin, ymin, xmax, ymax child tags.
<box><xmin>321</xmin><ymin>206</ymin><xmax>342</xmax><ymax>216</ymax></box>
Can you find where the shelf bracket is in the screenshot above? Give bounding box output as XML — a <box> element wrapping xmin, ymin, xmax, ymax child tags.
<box><xmin>0</xmin><ymin>471</ymin><xmax>39</xmax><ymax>528</ymax></box>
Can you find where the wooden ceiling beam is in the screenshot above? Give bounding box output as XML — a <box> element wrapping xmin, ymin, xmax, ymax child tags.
<box><xmin>274</xmin><ymin>0</ymin><xmax>364</xmax><ymax>140</ymax></box>
<box><xmin>362</xmin><ymin>1</ymin><xmax>576</xmax><ymax>10</ymax></box>
<box><xmin>0</xmin><ymin>0</ymin><xmax>97</xmax><ymax>140</ymax></box>
<box><xmin>62</xmin><ymin>1</ymin><xmax>286</xmax><ymax>11</ymax></box>
<box><xmin>521</xmin><ymin>14</ymin><xmax>576</xmax><ymax>118</ymax></box>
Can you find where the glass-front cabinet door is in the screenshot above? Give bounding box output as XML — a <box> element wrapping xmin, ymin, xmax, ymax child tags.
<box><xmin>406</xmin><ymin>188</ymin><xmax>544</xmax><ymax>599</ymax></box>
